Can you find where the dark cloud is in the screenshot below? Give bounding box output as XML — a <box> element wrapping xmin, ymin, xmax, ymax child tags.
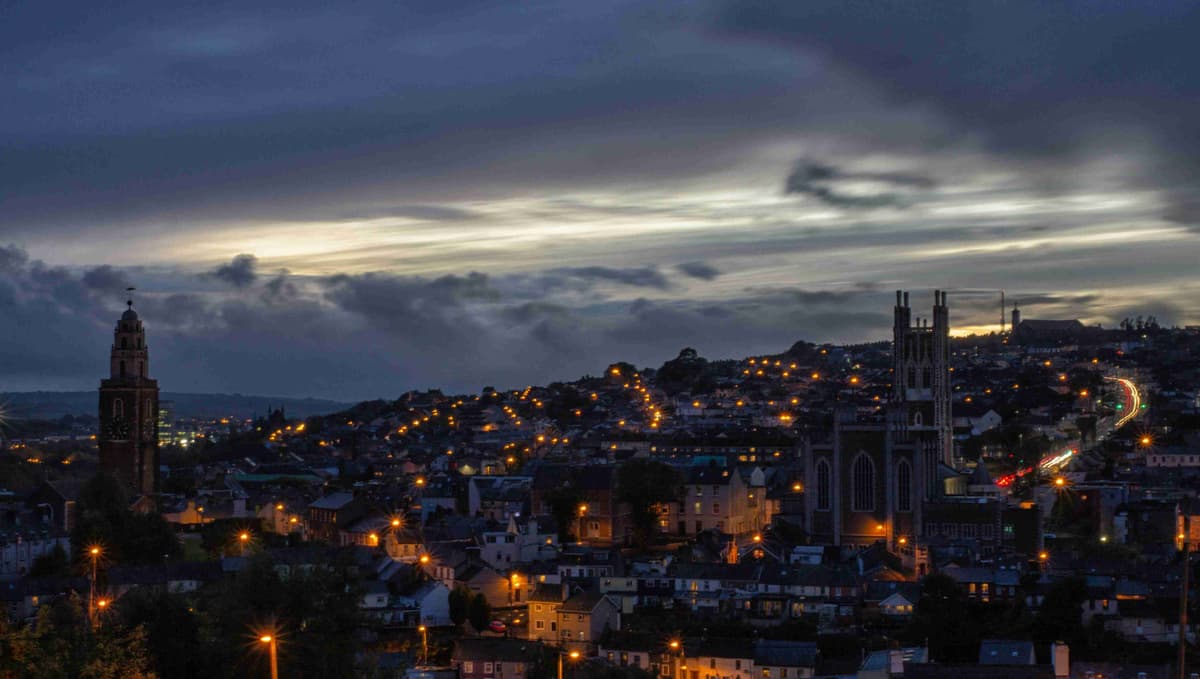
<box><xmin>209</xmin><ymin>254</ymin><xmax>258</xmax><ymax>288</ymax></box>
<box><xmin>723</xmin><ymin>2</ymin><xmax>1200</xmax><ymax>222</ymax></box>
<box><xmin>784</xmin><ymin>160</ymin><xmax>934</xmax><ymax>208</ymax></box>
<box><xmin>81</xmin><ymin>265</ymin><xmax>133</xmax><ymax>294</ymax></box>
<box><xmin>544</xmin><ymin>267</ymin><xmax>671</xmax><ymax>290</ymax></box>
<box><xmin>676</xmin><ymin>261</ymin><xmax>721</xmax><ymax>281</ymax></box>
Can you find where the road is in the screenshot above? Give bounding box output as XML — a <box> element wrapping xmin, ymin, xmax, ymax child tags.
<box><xmin>995</xmin><ymin>376</ymin><xmax>1142</xmax><ymax>488</ymax></box>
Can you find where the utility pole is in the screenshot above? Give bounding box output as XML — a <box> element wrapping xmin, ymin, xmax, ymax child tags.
<box><xmin>1181</xmin><ymin>511</ymin><xmax>1190</xmax><ymax>679</ymax></box>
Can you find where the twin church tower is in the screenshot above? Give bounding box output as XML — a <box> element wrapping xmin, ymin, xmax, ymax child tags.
<box><xmin>98</xmin><ymin>297</ymin><xmax>159</xmax><ymax>495</ymax></box>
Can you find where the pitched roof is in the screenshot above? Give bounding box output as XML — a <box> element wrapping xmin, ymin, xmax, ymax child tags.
<box><xmin>452</xmin><ymin>638</ymin><xmax>539</xmax><ymax>663</ymax></box>
<box><xmin>978</xmin><ymin>640</ymin><xmax>1036</xmax><ymax>665</ymax></box>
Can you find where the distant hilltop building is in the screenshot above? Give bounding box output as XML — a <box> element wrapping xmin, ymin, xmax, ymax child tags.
<box><xmin>98</xmin><ymin>296</ymin><xmax>159</xmax><ymax>495</ymax></box>
<box><xmin>157</xmin><ymin>400</ymin><xmax>175</xmax><ymax>446</ymax></box>
<box><xmin>1009</xmin><ymin>302</ymin><xmax>1095</xmax><ymax>346</ymax></box>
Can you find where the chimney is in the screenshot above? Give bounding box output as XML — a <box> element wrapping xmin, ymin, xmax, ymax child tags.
<box><xmin>1052</xmin><ymin>642</ymin><xmax>1069</xmax><ymax>678</ymax></box>
<box><xmin>888</xmin><ymin>648</ymin><xmax>904</xmax><ymax>676</ymax></box>
<box><xmin>896</xmin><ymin>290</ymin><xmax>902</xmax><ymax>307</ymax></box>
<box><xmin>903</xmin><ymin>291</ymin><xmax>909</xmax><ymax>307</ymax></box>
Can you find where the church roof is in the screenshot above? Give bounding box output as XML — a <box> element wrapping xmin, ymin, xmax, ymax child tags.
<box><xmin>122</xmin><ymin>306</ymin><xmax>139</xmax><ymax>321</ymax></box>
<box><xmin>969</xmin><ymin>463</ymin><xmax>995</xmax><ymax>486</ymax></box>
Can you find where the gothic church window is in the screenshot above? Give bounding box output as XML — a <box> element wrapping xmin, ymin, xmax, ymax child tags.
<box><xmin>852</xmin><ymin>454</ymin><xmax>875</xmax><ymax>512</ymax></box>
<box><xmin>897</xmin><ymin>460</ymin><xmax>912</xmax><ymax>512</ymax></box>
<box><xmin>815</xmin><ymin>460</ymin><xmax>831</xmax><ymax>511</ymax></box>
<box><xmin>113</xmin><ymin>399</ymin><xmax>124</xmax><ymax>418</ymax></box>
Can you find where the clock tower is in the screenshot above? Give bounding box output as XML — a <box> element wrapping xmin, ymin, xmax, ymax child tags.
<box><xmin>98</xmin><ymin>297</ymin><xmax>159</xmax><ymax>495</ymax></box>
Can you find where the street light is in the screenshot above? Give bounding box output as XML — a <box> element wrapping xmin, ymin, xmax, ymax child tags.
<box><xmin>239</xmin><ymin>531</ymin><xmax>251</xmax><ymax>557</ymax></box>
<box><xmin>668</xmin><ymin>640</ymin><xmax>683</xmax><ymax>679</ymax></box>
<box><xmin>418</xmin><ymin>625</ymin><xmax>428</xmax><ymax>665</ymax></box>
<box><xmin>259</xmin><ymin>633</ymin><xmax>279</xmax><ymax>679</ymax></box>
<box><xmin>557</xmin><ymin>650</ymin><xmax>582</xmax><ymax>679</ymax></box>
<box><xmin>87</xmin><ymin>545</ymin><xmax>102</xmax><ymax>623</ymax></box>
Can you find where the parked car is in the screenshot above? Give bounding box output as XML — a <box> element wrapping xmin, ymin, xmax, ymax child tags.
<box><xmin>488</xmin><ymin>620</ymin><xmax>508</xmax><ymax>634</ymax></box>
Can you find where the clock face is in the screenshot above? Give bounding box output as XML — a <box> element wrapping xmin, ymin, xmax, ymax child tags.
<box><xmin>107</xmin><ymin>417</ymin><xmax>131</xmax><ymax>440</ymax></box>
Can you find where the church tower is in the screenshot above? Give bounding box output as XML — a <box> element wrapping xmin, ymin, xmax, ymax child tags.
<box><xmin>892</xmin><ymin>290</ymin><xmax>953</xmax><ymax>495</ymax></box>
<box><xmin>98</xmin><ymin>296</ymin><xmax>159</xmax><ymax>495</ymax></box>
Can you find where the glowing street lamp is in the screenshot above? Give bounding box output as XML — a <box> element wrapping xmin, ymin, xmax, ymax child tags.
<box><xmin>418</xmin><ymin>625</ymin><xmax>428</xmax><ymax>665</ymax></box>
<box><xmin>87</xmin><ymin>545</ymin><xmax>102</xmax><ymax>622</ymax></box>
<box><xmin>259</xmin><ymin>633</ymin><xmax>279</xmax><ymax>679</ymax></box>
<box><xmin>558</xmin><ymin>650</ymin><xmax>583</xmax><ymax>679</ymax></box>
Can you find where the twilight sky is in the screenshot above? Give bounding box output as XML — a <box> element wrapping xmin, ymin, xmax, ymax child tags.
<box><xmin>3</xmin><ymin>0</ymin><xmax>1199</xmax><ymax>400</ymax></box>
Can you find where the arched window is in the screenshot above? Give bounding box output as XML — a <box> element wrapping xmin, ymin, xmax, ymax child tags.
<box><xmin>119</xmin><ymin>360</ymin><xmax>126</xmax><ymax>377</ymax></box>
<box><xmin>907</xmin><ymin>367</ymin><xmax>916</xmax><ymax>386</ymax></box>
<box><xmin>815</xmin><ymin>460</ymin><xmax>831</xmax><ymax>511</ymax></box>
<box><xmin>852</xmin><ymin>454</ymin><xmax>875</xmax><ymax>512</ymax></box>
<box><xmin>113</xmin><ymin>399</ymin><xmax>124</xmax><ymax>418</ymax></box>
<box><xmin>897</xmin><ymin>460</ymin><xmax>912</xmax><ymax>512</ymax></box>
<box><xmin>923</xmin><ymin>368</ymin><xmax>931</xmax><ymax>387</ymax></box>
<box><xmin>913</xmin><ymin>411</ymin><xmax>923</xmax><ymax>426</ymax></box>
<box><xmin>120</xmin><ymin>337</ymin><xmax>128</xmax><ymax>349</ymax></box>
<box><xmin>139</xmin><ymin>361</ymin><xmax>144</xmax><ymax>377</ymax></box>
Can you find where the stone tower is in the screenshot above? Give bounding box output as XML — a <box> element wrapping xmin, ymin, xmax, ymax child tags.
<box><xmin>892</xmin><ymin>290</ymin><xmax>953</xmax><ymax>497</ymax></box>
<box><xmin>98</xmin><ymin>297</ymin><xmax>159</xmax><ymax>495</ymax></box>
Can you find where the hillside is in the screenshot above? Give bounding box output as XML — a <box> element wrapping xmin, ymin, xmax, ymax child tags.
<box><xmin>0</xmin><ymin>391</ymin><xmax>352</xmax><ymax>420</ymax></box>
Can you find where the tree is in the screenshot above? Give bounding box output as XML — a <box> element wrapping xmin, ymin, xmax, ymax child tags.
<box><xmin>468</xmin><ymin>593</ymin><xmax>491</xmax><ymax>633</ymax></box>
<box><xmin>616</xmin><ymin>460</ymin><xmax>681</xmax><ymax>549</ymax></box>
<box><xmin>72</xmin><ymin>472</ymin><xmax>181</xmax><ymax>565</ymax></box>
<box><xmin>906</xmin><ymin>574</ymin><xmax>977</xmax><ymax>662</ymax></box>
<box><xmin>545</xmin><ymin>486</ymin><xmax>583</xmax><ymax>543</ymax></box>
<box><xmin>448</xmin><ymin>586</ymin><xmax>471</xmax><ymax>627</ymax></box>
<box><xmin>113</xmin><ymin>588</ymin><xmax>203</xmax><ymax>678</ymax></box>
<box><xmin>29</xmin><ymin>544</ymin><xmax>70</xmax><ymax>578</ymax></box>
<box><xmin>1032</xmin><ymin>577</ymin><xmax>1087</xmax><ymax>652</ymax></box>
<box><xmin>80</xmin><ymin>625</ymin><xmax>156</xmax><ymax>679</ymax></box>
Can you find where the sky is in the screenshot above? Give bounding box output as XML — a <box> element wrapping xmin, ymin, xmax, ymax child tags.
<box><xmin>2</xmin><ymin>0</ymin><xmax>1200</xmax><ymax>401</ymax></box>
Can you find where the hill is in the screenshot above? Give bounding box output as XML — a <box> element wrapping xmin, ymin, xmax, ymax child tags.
<box><xmin>0</xmin><ymin>391</ymin><xmax>352</xmax><ymax>420</ymax></box>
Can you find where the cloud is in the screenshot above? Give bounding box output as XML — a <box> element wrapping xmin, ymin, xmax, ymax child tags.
<box><xmin>546</xmin><ymin>267</ymin><xmax>671</xmax><ymax>290</ymax></box>
<box><xmin>676</xmin><ymin>261</ymin><xmax>721</xmax><ymax>281</ymax></box>
<box><xmin>784</xmin><ymin>160</ymin><xmax>935</xmax><ymax>208</ymax></box>
<box><xmin>209</xmin><ymin>254</ymin><xmax>258</xmax><ymax>288</ymax></box>
<box><xmin>81</xmin><ymin>265</ymin><xmax>133</xmax><ymax>294</ymax></box>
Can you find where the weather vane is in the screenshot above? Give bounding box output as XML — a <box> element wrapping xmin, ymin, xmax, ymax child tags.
<box><xmin>126</xmin><ymin>286</ymin><xmax>136</xmax><ymax>309</ymax></box>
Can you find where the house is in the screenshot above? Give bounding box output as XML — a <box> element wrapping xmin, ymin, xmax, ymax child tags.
<box><xmin>530</xmin><ymin>465</ymin><xmax>633</xmax><ymax>546</ymax></box>
<box><xmin>455</xmin><ymin>562</ymin><xmax>512</xmax><ymax>610</ymax></box>
<box><xmin>752</xmin><ymin>639</ymin><xmax>818</xmax><ymax>679</ymax></box>
<box><xmin>27</xmin><ymin>480</ymin><xmax>82</xmax><ymax>533</ymax></box>
<box><xmin>361</xmin><ymin>580</ymin><xmax>391</xmax><ymax>617</ymax></box>
<box><xmin>306</xmin><ymin>493</ymin><xmax>366</xmax><ymax>544</ymax></box>
<box><xmin>394</xmin><ymin>581</ymin><xmax>452</xmax><ymax>627</ymax></box>
<box><xmin>978</xmin><ymin>640</ymin><xmax>1036</xmax><ymax>665</ymax></box>
<box><xmin>452</xmin><ymin>638</ymin><xmax>537</xmax><ymax>679</ymax></box>
<box><xmin>858</xmin><ymin>647</ymin><xmax>928</xmax><ymax>679</ymax></box>
<box><xmin>556</xmin><ymin>591</ymin><xmax>620</xmax><ymax>652</ymax></box>
<box><xmin>599</xmin><ymin>576</ymin><xmax>639</xmax><ymax>615</ymax></box>
<box><xmin>468</xmin><ymin>477</ymin><xmax>532</xmax><ymax>521</ymax></box>
<box><xmin>0</xmin><ymin>529</ymin><xmax>71</xmax><ymax>580</ymax></box>
<box><xmin>386</xmin><ymin>528</ymin><xmax>427</xmax><ymax>563</ymax></box>
<box><xmin>676</xmin><ymin>466</ymin><xmax>758</xmax><ymax>537</ymax></box>
<box><xmin>528</xmin><ymin>584</ymin><xmax>567</xmax><ymax>642</ymax></box>
<box><xmin>679</xmin><ymin>637</ymin><xmax>755</xmax><ymax>679</ymax></box>
<box><xmin>598</xmin><ymin>632</ymin><xmax>664</xmax><ymax>673</ymax></box>
<box><xmin>864</xmin><ymin>581</ymin><xmax>920</xmax><ymax>621</ymax></box>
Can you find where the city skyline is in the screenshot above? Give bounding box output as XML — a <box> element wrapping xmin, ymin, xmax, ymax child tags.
<box><xmin>3</xmin><ymin>1</ymin><xmax>1200</xmax><ymax>399</ymax></box>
